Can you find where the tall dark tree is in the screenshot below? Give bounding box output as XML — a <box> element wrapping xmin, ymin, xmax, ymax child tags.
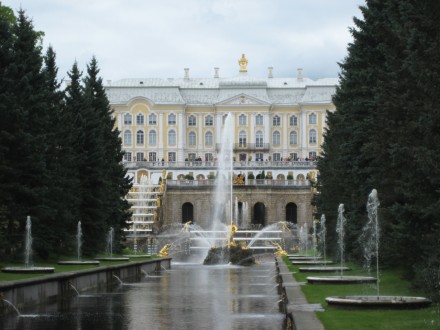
<box><xmin>316</xmin><ymin>0</ymin><xmax>440</xmax><ymax>296</ymax></box>
<box><xmin>82</xmin><ymin>57</ymin><xmax>132</xmax><ymax>254</ymax></box>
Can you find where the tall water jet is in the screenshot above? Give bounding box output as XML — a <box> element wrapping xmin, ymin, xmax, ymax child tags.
<box><xmin>312</xmin><ymin>219</ymin><xmax>318</xmax><ymax>257</ymax></box>
<box><xmin>2</xmin><ymin>216</ymin><xmax>55</xmax><ymax>273</ymax></box>
<box><xmin>107</xmin><ymin>227</ymin><xmax>114</xmax><ymax>258</ymax></box>
<box><xmin>319</xmin><ymin>214</ymin><xmax>327</xmax><ymax>262</ymax></box>
<box><xmin>211</xmin><ymin>113</ymin><xmax>234</xmax><ymax>240</ymax></box>
<box><xmin>336</xmin><ymin>204</ymin><xmax>346</xmax><ymax>276</ymax></box>
<box><xmin>24</xmin><ymin>216</ymin><xmax>32</xmax><ymax>268</ymax></box>
<box><xmin>325</xmin><ymin>189</ymin><xmax>431</xmax><ymax>308</ymax></box>
<box><xmin>77</xmin><ymin>221</ymin><xmax>82</xmax><ymax>261</ymax></box>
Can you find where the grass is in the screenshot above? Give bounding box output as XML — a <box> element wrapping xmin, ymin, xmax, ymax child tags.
<box><xmin>0</xmin><ymin>254</ymin><xmax>156</xmax><ymax>283</ymax></box>
<box><xmin>282</xmin><ymin>256</ymin><xmax>440</xmax><ymax>330</ymax></box>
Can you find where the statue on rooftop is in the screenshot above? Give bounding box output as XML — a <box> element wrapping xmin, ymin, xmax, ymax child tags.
<box><xmin>238</xmin><ymin>54</ymin><xmax>248</xmax><ymax>72</ymax></box>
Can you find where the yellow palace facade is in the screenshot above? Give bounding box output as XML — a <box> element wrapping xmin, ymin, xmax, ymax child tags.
<box><xmin>105</xmin><ymin>55</ymin><xmax>337</xmax><ymax>182</ymax></box>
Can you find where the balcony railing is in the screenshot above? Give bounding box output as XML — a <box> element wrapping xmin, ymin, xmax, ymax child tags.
<box><xmin>123</xmin><ymin>160</ymin><xmax>316</xmax><ymax>169</ymax></box>
<box><xmin>167</xmin><ymin>179</ymin><xmax>311</xmax><ymax>187</ymax></box>
<box><xmin>215</xmin><ymin>143</ymin><xmax>270</xmax><ymax>152</ymax></box>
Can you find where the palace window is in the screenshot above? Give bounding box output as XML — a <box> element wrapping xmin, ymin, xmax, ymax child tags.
<box><xmin>256</xmin><ymin>131</ymin><xmax>263</xmax><ymax>147</ymax></box>
<box><xmin>148</xmin><ymin>152</ymin><xmax>156</xmax><ymax>162</ymax></box>
<box><xmin>205</xmin><ymin>153</ymin><xmax>213</xmax><ymax>161</ymax></box>
<box><xmin>239</xmin><ymin>114</ymin><xmax>247</xmax><ymax>126</ymax></box>
<box><xmin>168</xmin><ymin>130</ymin><xmax>176</xmax><ymax>146</ymax></box>
<box><xmin>256</xmin><ymin>114</ymin><xmax>263</xmax><ymax>125</ymax></box>
<box><xmin>136</xmin><ymin>152</ymin><xmax>145</xmax><ymax>161</ymax></box>
<box><xmin>124</xmin><ymin>113</ymin><xmax>132</xmax><ymax>125</ymax></box>
<box><xmin>273</xmin><ymin>115</ymin><xmax>281</xmax><ymax>126</ymax></box>
<box><xmin>272</xmin><ymin>131</ymin><xmax>281</xmax><ymax>146</ymax></box>
<box><xmin>136</xmin><ymin>113</ymin><xmax>144</xmax><ymax>125</ymax></box>
<box><xmin>205</xmin><ymin>131</ymin><xmax>213</xmax><ymax>146</ymax></box>
<box><xmin>290</xmin><ymin>153</ymin><xmax>298</xmax><ymax>161</ymax></box>
<box><xmin>149</xmin><ymin>113</ymin><xmax>157</xmax><ymax>125</ymax></box>
<box><xmin>136</xmin><ymin>130</ymin><xmax>144</xmax><ymax>145</ymax></box>
<box><xmin>168</xmin><ymin>152</ymin><xmax>176</xmax><ymax>162</ymax></box>
<box><xmin>289</xmin><ymin>115</ymin><xmax>297</xmax><ymax>126</ymax></box>
<box><xmin>309</xmin><ymin>129</ymin><xmax>317</xmax><ymax>144</ymax></box>
<box><xmin>123</xmin><ymin>152</ymin><xmax>132</xmax><ymax>162</ymax></box>
<box><xmin>273</xmin><ymin>153</ymin><xmax>281</xmax><ymax>161</ymax></box>
<box><xmin>239</xmin><ymin>131</ymin><xmax>247</xmax><ymax>147</ymax></box>
<box><xmin>188</xmin><ymin>132</ymin><xmax>196</xmax><ymax>146</ymax></box>
<box><xmin>309</xmin><ymin>152</ymin><xmax>317</xmax><ymax>160</ymax></box>
<box><xmin>168</xmin><ymin>113</ymin><xmax>176</xmax><ymax>125</ymax></box>
<box><xmin>205</xmin><ymin>115</ymin><xmax>213</xmax><ymax>126</ymax></box>
<box><xmin>289</xmin><ymin>131</ymin><xmax>298</xmax><ymax>145</ymax></box>
<box><xmin>148</xmin><ymin>130</ymin><xmax>156</xmax><ymax>145</ymax></box>
<box><xmin>123</xmin><ymin>130</ymin><xmax>132</xmax><ymax>145</ymax></box>
<box><xmin>255</xmin><ymin>153</ymin><xmax>263</xmax><ymax>161</ymax></box>
<box><xmin>188</xmin><ymin>153</ymin><xmax>196</xmax><ymax>161</ymax></box>
<box><xmin>188</xmin><ymin>115</ymin><xmax>196</xmax><ymax>126</ymax></box>
<box><xmin>309</xmin><ymin>113</ymin><xmax>317</xmax><ymax>125</ymax></box>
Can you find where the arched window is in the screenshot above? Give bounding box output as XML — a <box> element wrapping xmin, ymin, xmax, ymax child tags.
<box><xmin>168</xmin><ymin>113</ymin><xmax>176</xmax><ymax>125</ymax></box>
<box><xmin>136</xmin><ymin>130</ymin><xmax>144</xmax><ymax>145</ymax></box>
<box><xmin>188</xmin><ymin>115</ymin><xmax>196</xmax><ymax>126</ymax></box>
<box><xmin>149</xmin><ymin>113</ymin><xmax>157</xmax><ymax>125</ymax></box>
<box><xmin>290</xmin><ymin>115</ymin><xmax>297</xmax><ymax>126</ymax></box>
<box><xmin>188</xmin><ymin>131</ymin><xmax>196</xmax><ymax>146</ymax></box>
<box><xmin>272</xmin><ymin>131</ymin><xmax>281</xmax><ymax>146</ymax></box>
<box><xmin>205</xmin><ymin>115</ymin><xmax>213</xmax><ymax>126</ymax></box>
<box><xmin>148</xmin><ymin>130</ymin><xmax>156</xmax><ymax>145</ymax></box>
<box><xmin>273</xmin><ymin>115</ymin><xmax>281</xmax><ymax>126</ymax></box>
<box><xmin>256</xmin><ymin>114</ymin><xmax>263</xmax><ymax>125</ymax></box>
<box><xmin>136</xmin><ymin>113</ymin><xmax>144</xmax><ymax>125</ymax></box>
<box><xmin>168</xmin><ymin>130</ymin><xmax>176</xmax><ymax>146</ymax></box>
<box><xmin>253</xmin><ymin>202</ymin><xmax>265</xmax><ymax>227</ymax></box>
<box><xmin>286</xmin><ymin>203</ymin><xmax>297</xmax><ymax>224</ymax></box>
<box><xmin>205</xmin><ymin>131</ymin><xmax>213</xmax><ymax>146</ymax></box>
<box><xmin>123</xmin><ymin>130</ymin><xmax>132</xmax><ymax>145</ymax></box>
<box><xmin>124</xmin><ymin>113</ymin><xmax>132</xmax><ymax>125</ymax></box>
<box><xmin>290</xmin><ymin>131</ymin><xmax>298</xmax><ymax>145</ymax></box>
<box><xmin>256</xmin><ymin>130</ymin><xmax>263</xmax><ymax>147</ymax></box>
<box><xmin>309</xmin><ymin>129</ymin><xmax>317</xmax><ymax>144</ymax></box>
<box><xmin>182</xmin><ymin>202</ymin><xmax>194</xmax><ymax>223</ymax></box>
<box><xmin>239</xmin><ymin>131</ymin><xmax>247</xmax><ymax>147</ymax></box>
<box><xmin>239</xmin><ymin>114</ymin><xmax>247</xmax><ymax>125</ymax></box>
<box><xmin>309</xmin><ymin>113</ymin><xmax>317</xmax><ymax>125</ymax></box>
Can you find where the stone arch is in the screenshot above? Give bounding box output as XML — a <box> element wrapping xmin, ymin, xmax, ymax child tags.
<box><xmin>177</xmin><ymin>174</ymin><xmax>185</xmax><ymax>181</ymax></box>
<box><xmin>253</xmin><ymin>202</ymin><xmax>266</xmax><ymax>227</ymax></box>
<box><xmin>277</xmin><ymin>174</ymin><xmax>285</xmax><ymax>180</ymax></box>
<box><xmin>286</xmin><ymin>202</ymin><xmax>297</xmax><ymax>224</ymax></box>
<box><xmin>297</xmin><ymin>174</ymin><xmax>305</xmax><ymax>181</ymax></box>
<box><xmin>196</xmin><ymin>174</ymin><xmax>205</xmax><ymax>181</ymax></box>
<box><xmin>182</xmin><ymin>202</ymin><xmax>194</xmax><ymax>223</ymax></box>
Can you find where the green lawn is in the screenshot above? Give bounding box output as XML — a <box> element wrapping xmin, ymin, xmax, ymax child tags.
<box><xmin>0</xmin><ymin>254</ymin><xmax>155</xmax><ymax>282</ymax></box>
<box><xmin>282</xmin><ymin>257</ymin><xmax>440</xmax><ymax>330</ymax></box>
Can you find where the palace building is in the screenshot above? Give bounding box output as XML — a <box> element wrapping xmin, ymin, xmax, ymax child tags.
<box><xmin>105</xmin><ymin>55</ymin><xmax>338</xmax><ymax>243</ymax></box>
<box><xmin>105</xmin><ymin>54</ymin><xmax>337</xmax><ymax>183</ymax></box>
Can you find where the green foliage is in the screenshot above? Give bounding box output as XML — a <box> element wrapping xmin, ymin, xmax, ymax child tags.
<box><xmin>184</xmin><ymin>174</ymin><xmax>194</xmax><ymax>180</ymax></box>
<box><xmin>247</xmin><ymin>173</ymin><xmax>255</xmax><ymax>180</ymax></box>
<box><xmin>207</xmin><ymin>173</ymin><xmax>216</xmax><ymax>180</ymax></box>
<box><xmin>0</xmin><ymin>8</ymin><xmax>131</xmax><ymax>259</ymax></box>
<box><xmin>315</xmin><ymin>0</ymin><xmax>440</xmax><ymax>295</ymax></box>
<box><xmin>287</xmin><ymin>174</ymin><xmax>293</xmax><ymax>180</ymax></box>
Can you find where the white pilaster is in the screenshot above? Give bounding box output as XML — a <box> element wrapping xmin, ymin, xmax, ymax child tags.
<box><xmin>301</xmin><ymin>111</ymin><xmax>307</xmax><ymax>158</ymax></box>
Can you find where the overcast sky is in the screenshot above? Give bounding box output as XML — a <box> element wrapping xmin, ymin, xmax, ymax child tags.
<box><xmin>4</xmin><ymin>0</ymin><xmax>364</xmax><ymax>81</ymax></box>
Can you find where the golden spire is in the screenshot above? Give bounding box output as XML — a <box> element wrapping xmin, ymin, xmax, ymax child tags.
<box><xmin>238</xmin><ymin>54</ymin><xmax>248</xmax><ymax>73</ymax></box>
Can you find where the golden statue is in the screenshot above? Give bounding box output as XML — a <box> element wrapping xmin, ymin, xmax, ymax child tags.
<box><xmin>238</xmin><ymin>54</ymin><xmax>248</xmax><ymax>72</ymax></box>
<box><xmin>156</xmin><ymin>196</ymin><xmax>161</xmax><ymax>207</ymax></box>
<box><xmin>273</xmin><ymin>242</ymin><xmax>288</xmax><ymax>257</ymax></box>
<box><xmin>227</xmin><ymin>224</ymin><xmax>238</xmax><ymax>247</ymax></box>
<box><xmin>233</xmin><ymin>174</ymin><xmax>245</xmax><ymax>185</ymax></box>
<box><xmin>158</xmin><ymin>243</ymin><xmax>171</xmax><ymax>257</ymax></box>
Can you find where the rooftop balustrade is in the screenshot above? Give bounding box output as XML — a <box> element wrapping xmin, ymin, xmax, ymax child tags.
<box><xmin>166</xmin><ymin>179</ymin><xmax>311</xmax><ymax>187</ymax></box>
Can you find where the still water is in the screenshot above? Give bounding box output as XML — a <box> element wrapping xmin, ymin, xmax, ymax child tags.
<box><xmin>2</xmin><ymin>260</ymin><xmax>285</xmax><ymax>330</ymax></box>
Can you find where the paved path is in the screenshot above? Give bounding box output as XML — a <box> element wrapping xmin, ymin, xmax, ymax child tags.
<box><xmin>276</xmin><ymin>257</ymin><xmax>325</xmax><ymax>330</ymax></box>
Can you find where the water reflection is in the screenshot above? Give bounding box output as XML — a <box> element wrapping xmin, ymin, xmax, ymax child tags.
<box><xmin>1</xmin><ymin>261</ymin><xmax>284</xmax><ymax>330</ymax></box>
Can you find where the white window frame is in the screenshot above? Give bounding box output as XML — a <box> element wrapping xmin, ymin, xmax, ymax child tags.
<box><xmin>136</xmin><ymin>113</ymin><xmax>144</xmax><ymax>125</ymax></box>
<box><xmin>124</xmin><ymin>113</ymin><xmax>132</xmax><ymax>125</ymax></box>
<box><xmin>149</xmin><ymin>113</ymin><xmax>157</xmax><ymax>125</ymax></box>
